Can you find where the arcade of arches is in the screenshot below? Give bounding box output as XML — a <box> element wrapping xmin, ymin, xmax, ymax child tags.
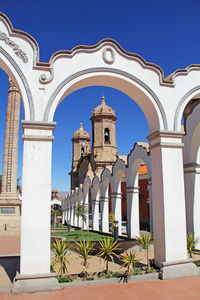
<box><xmin>1</xmin><ymin>11</ymin><xmax>200</xmax><ymax>292</ymax></box>
<box><xmin>62</xmin><ymin>96</ymin><xmax>151</xmax><ymax>236</ymax></box>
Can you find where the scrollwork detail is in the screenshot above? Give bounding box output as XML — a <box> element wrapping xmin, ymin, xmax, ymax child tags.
<box><xmin>39</xmin><ymin>68</ymin><xmax>54</xmax><ymax>84</ymax></box>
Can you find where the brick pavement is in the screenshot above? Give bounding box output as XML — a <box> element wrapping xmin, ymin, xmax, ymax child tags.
<box><xmin>0</xmin><ymin>277</ymin><xmax>200</xmax><ymax>300</ymax></box>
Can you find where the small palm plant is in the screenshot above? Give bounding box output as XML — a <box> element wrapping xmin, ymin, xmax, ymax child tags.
<box><xmin>75</xmin><ymin>240</ymin><xmax>95</xmax><ymax>278</ymax></box>
<box><xmin>120</xmin><ymin>250</ymin><xmax>139</xmax><ymax>277</ymax></box>
<box><xmin>136</xmin><ymin>231</ymin><xmax>153</xmax><ymax>270</ymax></box>
<box><xmin>97</xmin><ymin>238</ymin><xmax>120</xmax><ymax>274</ymax></box>
<box><xmin>187</xmin><ymin>233</ymin><xmax>199</xmax><ymax>260</ymax></box>
<box><xmin>51</xmin><ymin>239</ymin><xmax>71</xmax><ymax>277</ymax></box>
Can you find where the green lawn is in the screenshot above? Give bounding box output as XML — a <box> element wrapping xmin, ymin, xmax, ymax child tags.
<box><xmin>51</xmin><ymin>230</ymin><xmax>113</xmax><ymax>241</ymax></box>
<box><xmin>51</xmin><ymin>224</ymin><xmax>67</xmax><ymax>229</ymax></box>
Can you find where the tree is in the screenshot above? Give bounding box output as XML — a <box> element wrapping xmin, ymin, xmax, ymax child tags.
<box><xmin>136</xmin><ymin>231</ymin><xmax>153</xmax><ymax>270</ymax></box>
<box><xmin>97</xmin><ymin>238</ymin><xmax>120</xmax><ymax>274</ymax></box>
<box><xmin>53</xmin><ymin>209</ymin><xmax>61</xmax><ymax>228</ymax></box>
<box><xmin>74</xmin><ymin>204</ymin><xmax>88</xmax><ymax>229</ymax></box>
<box><xmin>51</xmin><ymin>239</ymin><xmax>71</xmax><ymax>277</ymax></box>
<box><xmin>187</xmin><ymin>233</ymin><xmax>199</xmax><ymax>259</ymax></box>
<box><xmin>75</xmin><ymin>240</ymin><xmax>94</xmax><ymax>278</ymax></box>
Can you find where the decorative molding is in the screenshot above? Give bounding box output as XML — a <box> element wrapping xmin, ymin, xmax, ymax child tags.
<box><xmin>147</xmin><ymin>130</ymin><xmax>185</xmax><ymax>141</ymax></box>
<box><xmin>174</xmin><ymin>86</ymin><xmax>200</xmax><ymax>131</ymax></box>
<box><xmin>0</xmin><ymin>46</ymin><xmax>34</xmax><ymax>120</ymax></box>
<box><xmin>0</xmin><ymin>30</ymin><xmax>28</xmax><ymax>63</ymax></box>
<box><xmin>102</xmin><ymin>47</ymin><xmax>115</xmax><ymax>64</ymax></box>
<box><xmin>43</xmin><ymin>67</ymin><xmax>168</xmax><ymax>130</ymax></box>
<box><xmin>21</xmin><ymin>120</ymin><xmax>56</xmax><ymax>132</ymax></box>
<box><xmin>39</xmin><ymin>68</ymin><xmax>54</xmax><ymax>84</ymax></box>
<box><xmin>22</xmin><ymin>135</ymin><xmax>54</xmax><ymax>142</ymax></box>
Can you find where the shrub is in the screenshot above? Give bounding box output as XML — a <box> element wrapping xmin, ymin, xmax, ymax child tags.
<box><xmin>51</xmin><ymin>239</ymin><xmax>71</xmax><ymax>277</ymax></box>
<box><xmin>136</xmin><ymin>231</ymin><xmax>153</xmax><ymax>270</ymax></box>
<box><xmin>97</xmin><ymin>238</ymin><xmax>120</xmax><ymax>274</ymax></box>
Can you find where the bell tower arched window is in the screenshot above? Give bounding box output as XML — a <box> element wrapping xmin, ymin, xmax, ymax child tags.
<box><xmin>104</xmin><ymin>128</ymin><xmax>110</xmax><ymax>142</ymax></box>
<box><xmin>81</xmin><ymin>142</ymin><xmax>85</xmax><ymax>155</ymax></box>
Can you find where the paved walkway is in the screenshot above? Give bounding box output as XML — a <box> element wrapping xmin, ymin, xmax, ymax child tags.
<box><xmin>0</xmin><ymin>277</ymin><xmax>200</xmax><ymax>299</ymax></box>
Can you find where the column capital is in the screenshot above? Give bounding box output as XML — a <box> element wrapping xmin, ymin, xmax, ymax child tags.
<box><xmin>100</xmin><ymin>196</ymin><xmax>109</xmax><ymax>202</ymax></box>
<box><xmin>126</xmin><ymin>186</ymin><xmax>139</xmax><ymax>194</ymax></box>
<box><xmin>22</xmin><ymin>121</ymin><xmax>56</xmax><ymax>142</ymax></box>
<box><xmin>111</xmin><ymin>192</ymin><xmax>121</xmax><ymax>199</ymax></box>
<box><xmin>184</xmin><ymin>163</ymin><xmax>200</xmax><ymax>174</ymax></box>
<box><xmin>147</xmin><ymin>130</ymin><xmax>184</xmax><ymax>150</ymax></box>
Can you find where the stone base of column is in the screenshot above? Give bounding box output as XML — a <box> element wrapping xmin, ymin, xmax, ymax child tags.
<box><xmin>158</xmin><ymin>259</ymin><xmax>199</xmax><ymax>280</ymax></box>
<box><xmin>12</xmin><ymin>272</ymin><xmax>61</xmax><ymax>294</ymax></box>
<box><xmin>0</xmin><ymin>193</ymin><xmax>21</xmax><ymax>236</ymax></box>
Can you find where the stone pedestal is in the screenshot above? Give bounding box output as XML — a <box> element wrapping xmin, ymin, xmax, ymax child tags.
<box><xmin>12</xmin><ymin>272</ymin><xmax>60</xmax><ymax>294</ymax></box>
<box><xmin>0</xmin><ymin>193</ymin><xmax>21</xmax><ymax>236</ymax></box>
<box><xmin>158</xmin><ymin>259</ymin><xmax>199</xmax><ymax>280</ymax></box>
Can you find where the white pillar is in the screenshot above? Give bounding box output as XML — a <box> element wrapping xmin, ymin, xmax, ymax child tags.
<box><xmin>126</xmin><ymin>186</ymin><xmax>139</xmax><ymax>238</ymax></box>
<box><xmin>70</xmin><ymin>205</ymin><xmax>74</xmax><ymax>226</ymax></box>
<box><xmin>147</xmin><ymin>178</ymin><xmax>153</xmax><ymax>234</ymax></box>
<box><xmin>111</xmin><ymin>192</ymin><xmax>122</xmax><ymax>235</ymax></box>
<box><xmin>83</xmin><ymin>192</ymin><xmax>89</xmax><ymax>230</ymax></box>
<box><xmin>73</xmin><ymin>205</ymin><xmax>78</xmax><ymax>227</ymax></box>
<box><xmin>20</xmin><ymin>121</ymin><xmax>56</xmax><ymax>275</ymax></box>
<box><xmin>100</xmin><ymin>196</ymin><xmax>109</xmax><ymax>233</ymax></box>
<box><xmin>92</xmin><ymin>200</ymin><xmax>99</xmax><ymax>230</ymax></box>
<box><xmin>147</xmin><ymin>131</ymin><xmax>197</xmax><ymax>279</ymax></box>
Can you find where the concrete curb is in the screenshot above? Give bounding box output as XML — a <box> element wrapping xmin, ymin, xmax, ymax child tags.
<box><xmin>60</xmin><ymin>272</ymin><xmax>159</xmax><ymax>287</ymax></box>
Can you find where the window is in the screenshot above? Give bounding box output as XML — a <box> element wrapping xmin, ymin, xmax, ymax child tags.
<box><xmin>0</xmin><ymin>207</ymin><xmax>15</xmax><ymax>214</ymax></box>
<box><xmin>81</xmin><ymin>146</ymin><xmax>84</xmax><ymax>155</ymax></box>
<box><xmin>104</xmin><ymin>128</ymin><xmax>110</xmax><ymax>142</ymax></box>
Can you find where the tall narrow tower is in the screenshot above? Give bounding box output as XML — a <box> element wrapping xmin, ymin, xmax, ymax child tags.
<box><xmin>0</xmin><ymin>78</ymin><xmax>21</xmax><ymax>234</ymax></box>
<box><xmin>90</xmin><ymin>96</ymin><xmax>118</xmax><ymax>171</ymax></box>
<box><xmin>70</xmin><ymin>123</ymin><xmax>90</xmax><ymax>189</ymax></box>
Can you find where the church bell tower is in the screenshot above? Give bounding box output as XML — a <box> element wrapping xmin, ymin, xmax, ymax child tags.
<box><xmin>90</xmin><ymin>96</ymin><xmax>118</xmax><ymax>171</ymax></box>
<box><xmin>70</xmin><ymin>123</ymin><xmax>90</xmax><ymax>189</ymax></box>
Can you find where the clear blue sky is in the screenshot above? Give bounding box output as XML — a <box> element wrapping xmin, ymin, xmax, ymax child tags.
<box><xmin>0</xmin><ymin>0</ymin><xmax>200</xmax><ymax>192</ymax></box>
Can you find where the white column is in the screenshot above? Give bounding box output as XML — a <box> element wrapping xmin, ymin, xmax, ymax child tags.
<box><xmin>100</xmin><ymin>196</ymin><xmax>109</xmax><ymax>233</ymax></box>
<box><xmin>111</xmin><ymin>192</ymin><xmax>122</xmax><ymax>235</ymax></box>
<box><xmin>147</xmin><ymin>131</ymin><xmax>188</xmax><ymax>267</ymax></box>
<box><xmin>83</xmin><ymin>192</ymin><xmax>89</xmax><ymax>230</ymax></box>
<box><xmin>92</xmin><ymin>200</ymin><xmax>99</xmax><ymax>230</ymax></box>
<box><xmin>20</xmin><ymin>121</ymin><xmax>56</xmax><ymax>275</ymax></box>
<box><xmin>147</xmin><ymin>178</ymin><xmax>153</xmax><ymax>234</ymax></box>
<box><xmin>73</xmin><ymin>205</ymin><xmax>78</xmax><ymax>227</ymax></box>
<box><xmin>70</xmin><ymin>205</ymin><xmax>74</xmax><ymax>226</ymax></box>
<box><xmin>126</xmin><ymin>186</ymin><xmax>139</xmax><ymax>238</ymax></box>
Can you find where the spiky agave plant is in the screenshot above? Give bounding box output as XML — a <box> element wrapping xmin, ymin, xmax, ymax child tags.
<box><xmin>187</xmin><ymin>233</ymin><xmax>199</xmax><ymax>260</ymax></box>
<box><xmin>75</xmin><ymin>240</ymin><xmax>95</xmax><ymax>278</ymax></box>
<box><xmin>136</xmin><ymin>231</ymin><xmax>153</xmax><ymax>270</ymax></box>
<box><xmin>120</xmin><ymin>250</ymin><xmax>139</xmax><ymax>276</ymax></box>
<box><xmin>51</xmin><ymin>239</ymin><xmax>71</xmax><ymax>277</ymax></box>
<box><xmin>97</xmin><ymin>238</ymin><xmax>120</xmax><ymax>274</ymax></box>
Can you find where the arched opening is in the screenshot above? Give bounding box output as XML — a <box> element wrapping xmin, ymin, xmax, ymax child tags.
<box><xmin>0</xmin><ymin>68</ymin><xmax>24</xmax><ymax>231</ymax></box>
<box><xmin>182</xmin><ymin>100</ymin><xmax>200</xmax><ymax>248</ymax></box>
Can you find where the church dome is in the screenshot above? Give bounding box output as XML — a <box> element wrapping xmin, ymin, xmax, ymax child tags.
<box><xmin>92</xmin><ymin>96</ymin><xmax>116</xmax><ymax>117</ymax></box>
<box><xmin>73</xmin><ymin>123</ymin><xmax>90</xmax><ymax>139</ymax></box>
